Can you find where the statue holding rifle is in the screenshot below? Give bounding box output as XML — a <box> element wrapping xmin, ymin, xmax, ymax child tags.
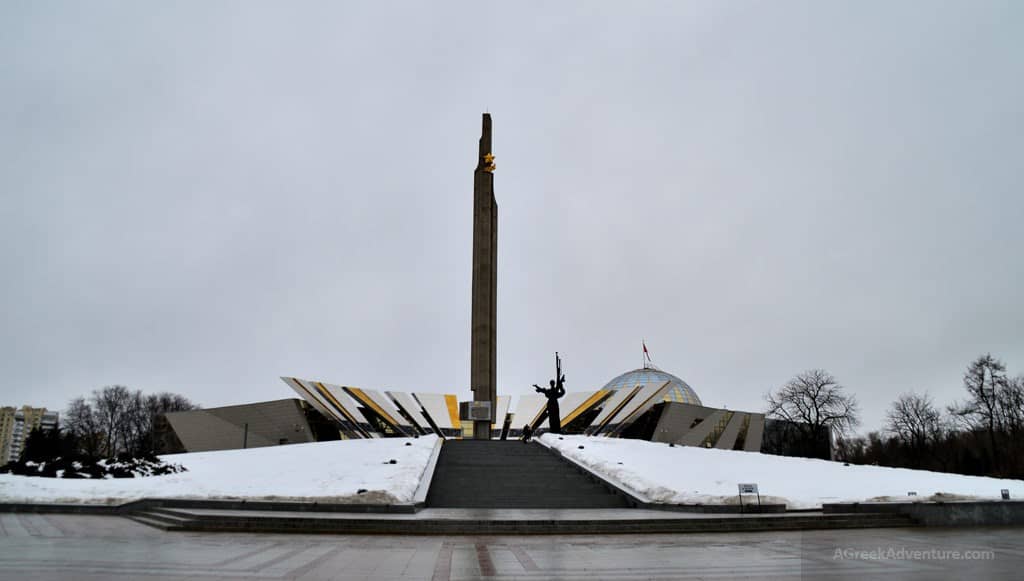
<box><xmin>533</xmin><ymin>352</ymin><xmax>566</xmax><ymax>434</ymax></box>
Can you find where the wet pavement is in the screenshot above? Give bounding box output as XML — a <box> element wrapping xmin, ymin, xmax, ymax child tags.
<box><xmin>1</xmin><ymin>513</ymin><xmax>1022</xmax><ymax>580</ymax></box>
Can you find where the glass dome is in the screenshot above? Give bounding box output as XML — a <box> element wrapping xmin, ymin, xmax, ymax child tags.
<box><xmin>600</xmin><ymin>367</ymin><xmax>702</xmax><ymax>406</ymax></box>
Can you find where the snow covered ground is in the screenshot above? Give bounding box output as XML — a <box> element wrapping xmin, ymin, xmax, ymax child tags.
<box><xmin>541</xmin><ymin>434</ymin><xmax>1024</xmax><ymax>509</ymax></box>
<box><xmin>0</xmin><ymin>436</ymin><xmax>438</xmax><ymax>505</ymax></box>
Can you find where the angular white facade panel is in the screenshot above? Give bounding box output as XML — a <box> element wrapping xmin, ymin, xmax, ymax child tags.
<box><xmin>603</xmin><ymin>381</ymin><xmax>670</xmax><ymax>435</ymax></box>
<box><xmin>281</xmin><ymin>377</ymin><xmax>341</xmax><ymax>423</ymax></box>
<box><xmin>588</xmin><ymin>386</ymin><xmax>640</xmax><ymax>432</ymax></box>
<box><xmin>413</xmin><ymin>392</ymin><xmax>458</xmax><ymax>430</ymax></box>
<box><xmin>319</xmin><ymin>382</ymin><xmax>375</xmax><ymax>431</ymax></box>
<box><xmin>556</xmin><ymin>391</ymin><xmax>598</xmax><ymax>427</ymax></box>
<box><xmin>387</xmin><ymin>391</ymin><xmax>432</xmax><ymax>431</ymax></box>
<box><xmin>359</xmin><ymin>388</ymin><xmax>412</xmax><ymax>429</ymax></box>
<box><xmin>509</xmin><ymin>394</ymin><xmax>548</xmax><ymax>430</ymax></box>
<box><xmin>493</xmin><ymin>395</ymin><xmax>511</xmax><ymax>428</ymax></box>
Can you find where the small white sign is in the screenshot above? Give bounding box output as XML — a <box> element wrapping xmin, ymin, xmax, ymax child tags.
<box><xmin>738</xmin><ymin>483</ymin><xmax>758</xmax><ymax>495</ymax></box>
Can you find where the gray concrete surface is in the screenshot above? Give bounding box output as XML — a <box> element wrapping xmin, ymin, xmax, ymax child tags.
<box><xmin>1</xmin><ymin>514</ymin><xmax>1022</xmax><ymax>579</ymax></box>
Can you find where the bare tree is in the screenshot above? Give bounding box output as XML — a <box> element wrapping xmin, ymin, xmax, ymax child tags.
<box><xmin>63</xmin><ymin>387</ymin><xmax>199</xmax><ymax>458</ymax></box>
<box><xmin>766</xmin><ymin>369</ymin><xmax>861</xmax><ymax>438</ymax></box>
<box><xmin>146</xmin><ymin>392</ymin><xmax>199</xmax><ymax>416</ymax></box>
<box><xmin>886</xmin><ymin>392</ymin><xmax>943</xmax><ymax>451</ymax></box>
<box><xmin>121</xmin><ymin>391</ymin><xmax>148</xmax><ymax>457</ymax></box>
<box><xmin>136</xmin><ymin>392</ymin><xmax>199</xmax><ymax>454</ymax></box>
<box><xmin>999</xmin><ymin>376</ymin><xmax>1024</xmax><ymax>436</ymax></box>
<box><xmin>92</xmin><ymin>385</ymin><xmax>133</xmax><ymax>458</ymax></box>
<box><xmin>63</xmin><ymin>397</ymin><xmax>102</xmax><ymax>458</ymax></box>
<box><xmin>999</xmin><ymin>376</ymin><xmax>1024</xmax><ymax>474</ymax></box>
<box><xmin>950</xmin><ymin>354</ymin><xmax>1009</xmax><ymax>459</ymax></box>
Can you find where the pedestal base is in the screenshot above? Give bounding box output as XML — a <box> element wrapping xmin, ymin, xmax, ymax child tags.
<box><xmin>472</xmin><ymin>420</ymin><xmax>491</xmax><ymax>440</ymax></box>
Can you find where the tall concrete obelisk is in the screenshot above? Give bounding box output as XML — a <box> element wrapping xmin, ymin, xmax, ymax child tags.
<box><xmin>470</xmin><ymin>114</ymin><xmax>497</xmax><ymax>440</ymax></box>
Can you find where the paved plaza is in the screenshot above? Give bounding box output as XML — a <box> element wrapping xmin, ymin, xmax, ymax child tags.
<box><xmin>0</xmin><ymin>514</ymin><xmax>1022</xmax><ymax>580</ymax></box>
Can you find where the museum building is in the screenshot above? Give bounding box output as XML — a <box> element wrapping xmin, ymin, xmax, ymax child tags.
<box><xmin>157</xmin><ymin>365</ymin><xmax>777</xmax><ymax>456</ymax></box>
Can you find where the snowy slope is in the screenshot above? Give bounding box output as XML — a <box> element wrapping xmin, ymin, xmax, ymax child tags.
<box><xmin>542</xmin><ymin>434</ymin><xmax>1024</xmax><ymax>509</ymax></box>
<box><xmin>0</xmin><ymin>436</ymin><xmax>438</xmax><ymax>505</ymax></box>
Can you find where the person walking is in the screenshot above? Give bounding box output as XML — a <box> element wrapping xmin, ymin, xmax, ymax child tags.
<box><xmin>521</xmin><ymin>424</ymin><xmax>534</xmax><ymax>443</ymax></box>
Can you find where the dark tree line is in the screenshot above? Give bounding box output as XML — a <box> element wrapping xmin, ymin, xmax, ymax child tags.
<box><xmin>835</xmin><ymin>354</ymin><xmax>1024</xmax><ymax>479</ymax></box>
<box><xmin>62</xmin><ymin>386</ymin><xmax>199</xmax><ymax>459</ymax></box>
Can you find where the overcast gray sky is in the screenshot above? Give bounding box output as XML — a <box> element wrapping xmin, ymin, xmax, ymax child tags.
<box><xmin>2</xmin><ymin>1</ymin><xmax>1022</xmax><ymax>432</ymax></box>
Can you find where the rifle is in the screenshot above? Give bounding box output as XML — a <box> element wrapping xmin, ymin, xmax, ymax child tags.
<box><xmin>555</xmin><ymin>352</ymin><xmax>566</xmax><ymax>394</ymax></box>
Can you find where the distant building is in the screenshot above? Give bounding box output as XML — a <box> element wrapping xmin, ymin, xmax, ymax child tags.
<box><xmin>0</xmin><ymin>406</ymin><xmax>59</xmax><ymax>463</ymax></box>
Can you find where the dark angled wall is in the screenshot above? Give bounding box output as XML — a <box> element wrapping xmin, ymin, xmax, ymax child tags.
<box><xmin>161</xmin><ymin>399</ymin><xmax>338</xmax><ymax>453</ymax></box>
<box><xmin>761</xmin><ymin>418</ymin><xmax>832</xmax><ymax>460</ymax></box>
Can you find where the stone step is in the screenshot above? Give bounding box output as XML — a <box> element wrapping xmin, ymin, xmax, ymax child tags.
<box><xmin>426</xmin><ymin>491</ymin><xmax>626</xmax><ymax>502</ymax></box>
<box><xmin>428</xmin><ymin>491</ymin><xmax>615</xmax><ymax>500</ymax></box>
<box><xmin>122</xmin><ymin>505</ymin><xmax>218</xmax><ymax>531</ymax></box>
<box><xmin>144</xmin><ymin>508</ymin><xmax>202</xmax><ymax>525</ymax></box>
<box><xmin>430</xmin><ymin>476</ymin><xmax>597</xmax><ymax>484</ymax></box>
<box><xmin>426</xmin><ymin>498</ymin><xmax>631</xmax><ymax>509</ymax></box>
<box><xmin>425</xmin><ymin>491</ymin><xmax>626</xmax><ymax>500</ymax></box>
<box><xmin>426</xmin><ymin>441</ymin><xmax>629</xmax><ymax>509</ymax></box>
<box><xmin>432</xmin><ymin>465</ymin><xmax>590</xmax><ymax>472</ymax></box>
<box><xmin>125</xmin><ymin>513</ymin><xmax>176</xmax><ymax>531</ymax></box>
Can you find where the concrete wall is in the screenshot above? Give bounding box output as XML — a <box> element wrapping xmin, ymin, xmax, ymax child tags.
<box><xmin>649</xmin><ymin>403</ymin><xmax>764</xmax><ymax>451</ymax></box>
<box><xmin>164</xmin><ymin>399</ymin><xmax>318</xmax><ymax>453</ymax></box>
<box><xmin>823</xmin><ymin>501</ymin><xmax>1024</xmax><ymax>526</ymax></box>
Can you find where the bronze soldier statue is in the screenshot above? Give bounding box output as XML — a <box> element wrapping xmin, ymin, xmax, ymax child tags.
<box><xmin>533</xmin><ymin>352</ymin><xmax>566</xmax><ymax>434</ymax></box>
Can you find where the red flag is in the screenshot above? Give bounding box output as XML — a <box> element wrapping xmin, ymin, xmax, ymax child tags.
<box><xmin>643</xmin><ymin>341</ymin><xmax>651</xmax><ymax>362</ymax></box>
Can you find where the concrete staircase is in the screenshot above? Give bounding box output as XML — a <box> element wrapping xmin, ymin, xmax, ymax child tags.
<box><xmin>109</xmin><ymin>441</ymin><xmax>924</xmax><ymax>534</ymax></box>
<box><xmin>425</xmin><ymin>440</ymin><xmax>632</xmax><ymax>509</ymax></box>
<box><xmin>125</xmin><ymin>506</ymin><xmax>199</xmax><ymax>530</ymax></box>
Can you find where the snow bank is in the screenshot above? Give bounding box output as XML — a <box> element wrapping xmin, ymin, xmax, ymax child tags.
<box><xmin>0</xmin><ymin>436</ymin><xmax>438</xmax><ymax>505</ymax></box>
<box><xmin>542</xmin><ymin>435</ymin><xmax>1024</xmax><ymax>509</ymax></box>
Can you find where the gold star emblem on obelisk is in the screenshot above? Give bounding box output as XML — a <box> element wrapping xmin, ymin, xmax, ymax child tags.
<box><xmin>483</xmin><ymin>152</ymin><xmax>496</xmax><ymax>172</ymax></box>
